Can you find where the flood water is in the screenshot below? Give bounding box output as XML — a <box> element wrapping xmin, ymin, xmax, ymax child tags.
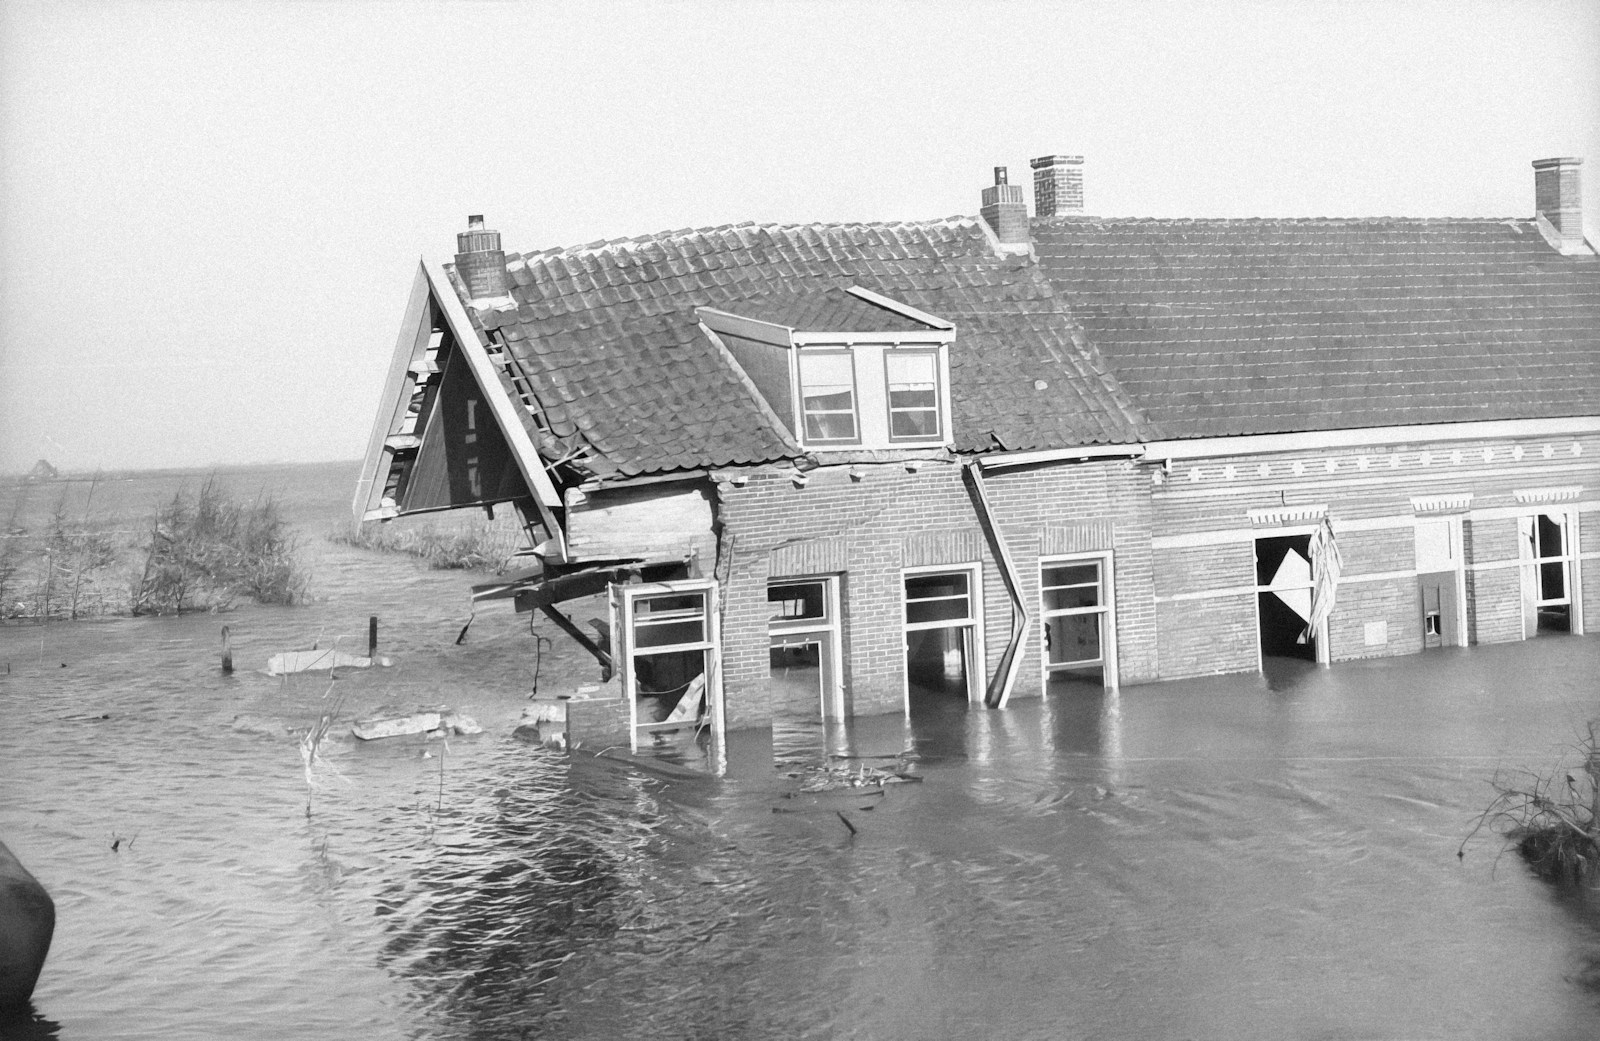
<box><xmin>3</xmin><ymin>462</ymin><xmax>1600</xmax><ymax>1040</ymax></box>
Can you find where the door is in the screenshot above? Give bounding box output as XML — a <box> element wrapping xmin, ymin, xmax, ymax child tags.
<box><xmin>1415</xmin><ymin>517</ymin><xmax>1464</xmax><ymax>648</ymax></box>
<box><xmin>1255</xmin><ymin>534</ymin><xmax>1316</xmax><ymax>663</ymax></box>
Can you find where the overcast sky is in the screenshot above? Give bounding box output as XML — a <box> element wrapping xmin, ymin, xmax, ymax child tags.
<box><xmin>1</xmin><ymin>0</ymin><xmax>1596</xmax><ymax>474</ymax></box>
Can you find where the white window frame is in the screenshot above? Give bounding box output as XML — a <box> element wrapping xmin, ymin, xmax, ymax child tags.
<box><xmin>883</xmin><ymin>348</ymin><xmax>944</xmax><ymax>444</ymax></box>
<box><xmin>767</xmin><ymin>575</ymin><xmax>846</xmax><ymax>722</ymax></box>
<box><xmin>790</xmin><ymin>342</ymin><xmax>952</xmax><ymax>451</ymax></box>
<box><xmin>614</xmin><ymin>580</ymin><xmax>724</xmax><ymax>755</ymax></box>
<box><xmin>1038</xmin><ymin>551</ymin><xmax>1118</xmax><ymax>691</ymax></box>
<box><xmin>794</xmin><ymin>349</ymin><xmax>861</xmax><ymax>446</ymax></box>
<box><xmin>1412</xmin><ymin>515</ymin><xmax>1469</xmax><ymax>648</ymax></box>
<box><xmin>1519</xmin><ymin>509</ymin><xmax>1584</xmax><ymax>638</ymax></box>
<box><xmin>900</xmin><ymin>562</ymin><xmax>985</xmax><ymax>711</ymax></box>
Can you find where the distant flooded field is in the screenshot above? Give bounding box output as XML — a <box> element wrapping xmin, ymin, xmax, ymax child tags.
<box><xmin>3</xmin><ymin>462</ymin><xmax>1599</xmax><ymax>1039</ymax></box>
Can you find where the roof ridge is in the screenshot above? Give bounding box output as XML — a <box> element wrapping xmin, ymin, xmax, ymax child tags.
<box><xmin>1033</xmin><ymin>215</ymin><xmax>1530</xmax><ymax>225</ymax></box>
<box><xmin>506</xmin><ymin>216</ymin><xmax>983</xmax><ymax>264</ymax></box>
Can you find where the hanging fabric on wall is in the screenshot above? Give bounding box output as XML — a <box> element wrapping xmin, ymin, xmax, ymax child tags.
<box><xmin>1300</xmin><ymin>516</ymin><xmax>1343</xmax><ymax>645</ymax></box>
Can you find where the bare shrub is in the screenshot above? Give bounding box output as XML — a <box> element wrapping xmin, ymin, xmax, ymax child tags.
<box><xmin>330</xmin><ymin>516</ymin><xmax>522</xmax><ymax>573</ymax></box>
<box><xmin>131</xmin><ymin>476</ymin><xmax>308</xmax><ymax>615</ymax></box>
<box><xmin>1462</xmin><ymin>720</ymin><xmax>1600</xmax><ymax>884</ymax></box>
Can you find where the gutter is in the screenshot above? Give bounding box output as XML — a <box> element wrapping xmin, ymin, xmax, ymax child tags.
<box><xmin>976</xmin><ymin>443</ymin><xmax>1146</xmax><ymax>470</ymax></box>
<box><xmin>963</xmin><ymin>462</ymin><xmax>1029</xmax><ymax>708</ymax></box>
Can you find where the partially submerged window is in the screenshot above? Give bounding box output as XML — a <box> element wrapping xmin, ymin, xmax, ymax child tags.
<box><xmin>1041</xmin><ymin>555</ymin><xmax>1117</xmax><ymax>689</ymax></box>
<box><xmin>768</xmin><ymin>577</ymin><xmax>845</xmax><ymax>735</ymax></box>
<box><xmin>885</xmin><ymin>350</ymin><xmax>942</xmax><ymax>441</ymax></box>
<box><xmin>797</xmin><ymin>352</ymin><xmax>859</xmax><ymax>444</ymax></box>
<box><xmin>1521</xmin><ymin>512</ymin><xmax>1576</xmax><ymax>635</ymax></box>
<box><xmin>617</xmin><ymin>581</ymin><xmax>723</xmax><ymax>755</ymax></box>
<box><xmin>903</xmin><ymin>566</ymin><xmax>982</xmax><ymax>709</ymax></box>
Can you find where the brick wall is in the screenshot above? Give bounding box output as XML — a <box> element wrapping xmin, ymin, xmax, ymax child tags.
<box><xmin>983</xmin><ymin>458</ymin><xmax>1157</xmax><ymax>692</ymax></box>
<box><xmin>1150</xmin><ymin>432</ymin><xmax>1599</xmax><ymax>674</ymax></box>
<box><xmin>712</xmin><ymin>457</ymin><xmax>1153</xmax><ymax>726</ymax></box>
<box><xmin>1156</xmin><ymin>594</ymin><xmax>1256</xmax><ymax>675</ymax></box>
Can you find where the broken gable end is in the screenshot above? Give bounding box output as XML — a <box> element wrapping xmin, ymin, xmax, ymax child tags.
<box><xmin>354</xmin><ymin>260</ymin><xmax>562</xmax><ymax>527</ymax></box>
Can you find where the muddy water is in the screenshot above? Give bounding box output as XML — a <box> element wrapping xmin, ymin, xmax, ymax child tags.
<box><xmin>3</xmin><ymin>463</ymin><xmax>1600</xmax><ymax>1039</ymax></box>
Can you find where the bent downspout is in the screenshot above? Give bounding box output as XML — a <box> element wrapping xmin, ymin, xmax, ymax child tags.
<box><xmin>963</xmin><ymin>462</ymin><xmax>1030</xmax><ymax>708</ymax></box>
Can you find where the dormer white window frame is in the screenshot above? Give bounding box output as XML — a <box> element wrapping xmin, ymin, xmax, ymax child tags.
<box><xmin>701</xmin><ymin>288</ymin><xmax>955</xmax><ymax>453</ymax></box>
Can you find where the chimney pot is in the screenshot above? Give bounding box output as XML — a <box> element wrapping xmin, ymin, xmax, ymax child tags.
<box><xmin>1030</xmin><ymin>154</ymin><xmax>1085</xmax><ymax>217</ymax></box>
<box><xmin>980</xmin><ymin>166</ymin><xmax>1030</xmax><ymax>250</ymax></box>
<box><xmin>454</xmin><ymin>214</ymin><xmax>510</xmax><ymax>301</ymax></box>
<box><xmin>1532</xmin><ymin>157</ymin><xmax>1586</xmax><ymax>255</ymax></box>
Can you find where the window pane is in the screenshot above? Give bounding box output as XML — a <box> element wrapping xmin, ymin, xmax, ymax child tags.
<box><xmin>1046</xmin><ymin>613</ymin><xmax>1101</xmax><ymax>665</ymax></box>
<box><xmin>633</xmin><ymin>591</ymin><xmax>707</xmax><ymax>648</ymax></box>
<box><xmin>1536</xmin><ymin>514</ymin><xmax>1565</xmax><ymax>559</ymax></box>
<box><xmin>803</xmin><ymin>411</ymin><xmax>857</xmax><ymax>441</ymax></box>
<box><xmin>635</xmin><ymin>593</ymin><xmax>705</xmax><ymax>618</ymax></box>
<box><xmin>905</xmin><ymin>572</ymin><xmax>971</xmax><ymax>625</ymax></box>
<box><xmin>889</xmin><ymin>408</ymin><xmax>939</xmax><ymax>438</ymax></box>
<box><xmin>1540</xmin><ymin>561</ymin><xmax>1566</xmax><ymax>601</ymax></box>
<box><xmin>886</xmin><ymin>353</ymin><xmax>940</xmax><ymax>441</ymax></box>
<box><xmin>906</xmin><ymin>572</ymin><xmax>968</xmax><ymax>601</ymax></box>
<box><xmin>1045</xmin><ymin>585</ymin><xmax>1100</xmax><ymax>612</ymax></box>
<box><xmin>1042</xmin><ymin>563</ymin><xmax>1099</xmax><ymax>589</ymax></box>
<box><xmin>769</xmin><ymin>582</ymin><xmax>827</xmax><ymax>622</ymax></box>
<box><xmin>800</xmin><ymin>352</ymin><xmax>855</xmax><ymax>385</ymax></box>
<box><xmin>889</xmin><ymin>387</ymin><xmax>937</xmax><ymax>409</ymax></box>
<box><xmin>799</xmin><ymin>353</ymin><xmax>858</xmax><ymax>442</ymax></box>
<box><xmin>885</xmin><ymin>352</ymin><xmax>937</xmax><ymax>385</ymax></box>
<box><xmin>635</xmin><ymin>618</ymin><xmax>705</xmax><ymax>648</ymax></box>
<box><xmin>907</xmin><ymin>597</ymin><xmax>972</xmax><ymax>625</ymax></box>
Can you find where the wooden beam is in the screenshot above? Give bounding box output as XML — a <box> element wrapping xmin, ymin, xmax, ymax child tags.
<box><xmin>539</xmin><ymin>604</ymin><xmax>614</xmax><ymax>681</ymax></box>
<box><xmin>423</xmin><ymin>260</ymin><xmax>566</xmax><ymax>555</ymax></box>
<box><xmin>353</xmin><ymin>262</ymin><xmax>432</xmax><ymax>524</ymax></box>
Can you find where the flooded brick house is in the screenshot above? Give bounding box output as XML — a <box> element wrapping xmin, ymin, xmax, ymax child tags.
<box><xmin>355</xmin><ymin>156</ymin><xmax>1599</xmax><ymax>756</ymax></box>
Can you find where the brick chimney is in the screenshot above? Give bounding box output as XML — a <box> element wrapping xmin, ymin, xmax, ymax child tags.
<box><xmin>454</xmin><ymin>215</ymin><xmax>510</xmax><ymax>301</ymax></box>
<box><xmin>980</xmin><ymin>167</ymin><xmax>1030</xmax><ymax>251</ymax></box>
<box><xmin>1030</xmin><ymin>154</ymin><xmax>1084</xmax><ymax>216</ymax></box>
<box><xmin>1532</xmin><ymin>158</ymin><xmax>1586</xmax><ymax>255</ymax></box>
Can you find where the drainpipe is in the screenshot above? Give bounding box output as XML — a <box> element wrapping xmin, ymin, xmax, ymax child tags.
<box><xmin>963</xmin><ymin>462</ymin><xmax>1030</xmax><ymax>708</ymax></box>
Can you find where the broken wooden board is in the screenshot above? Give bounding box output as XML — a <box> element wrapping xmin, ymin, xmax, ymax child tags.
<box><xmin>351</xmin><ymin>713</ymin><xmax>441</xmax><ymax>741</ymax></box>
<box><xmin>266</xmin><ymin>649</ymin><xmax>373</xmax><ymax>676</ymax></box>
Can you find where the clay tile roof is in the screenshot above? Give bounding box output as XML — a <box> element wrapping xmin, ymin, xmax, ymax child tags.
<box><xmin>1033</xmin><ymin>216</ymin><xmax>1600</xmax><ymax>438</ymax></box>
<box><xmin>721</xmin><ymin>286</ymin><xmax>937</xmax><ymax>333</ymax></box>
<box><xmin>459</xmin><ymin>217</ymin><xmax>1152</xmax><ymax>477</ymax></box>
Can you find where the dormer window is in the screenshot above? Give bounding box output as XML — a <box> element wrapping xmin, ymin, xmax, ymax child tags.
<box><xmin>699</xmin><ymin>286</ymin><xmax>956</xmax><ymax>454</ymax></box>
<box><xmin>798</xmin><ymin>351</ymin><xmax>860</xmax><ymax>443</ymax></box>
<box><xmin>885</xmin><ymin>350</ymin><xmax>941</xmax><ymax>441</ymax></box>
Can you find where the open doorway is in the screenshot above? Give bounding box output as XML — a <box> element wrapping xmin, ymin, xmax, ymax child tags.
<box><xmin>1415</xmin><ymin>517</ymin><xmax>1466</xmax><ymax>649</ymax></box>
<box><xmin>1255</xmin><ymin>534</ymin><xmax>1316</xmax><ymax>663</ymax></box>
<box><xmin>903</xmin><ymin>566</ymin><xmax>982</xmax><ymax>714</ymax></box>
<box><xmin>767</xmin><ymin>577</ymin><xmax>844</xmax><ymax>758</ymax></box>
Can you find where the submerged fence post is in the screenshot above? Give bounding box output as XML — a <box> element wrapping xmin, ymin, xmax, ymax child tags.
<box><xmin>220</xmin><ymin>626</ymin><xmax>233</xmax><ymax>674</ymax></box>
<box><xmin>368</xmin><ymin>615</ymin><xmax>378</xmax><ymax>658</ymax></box>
